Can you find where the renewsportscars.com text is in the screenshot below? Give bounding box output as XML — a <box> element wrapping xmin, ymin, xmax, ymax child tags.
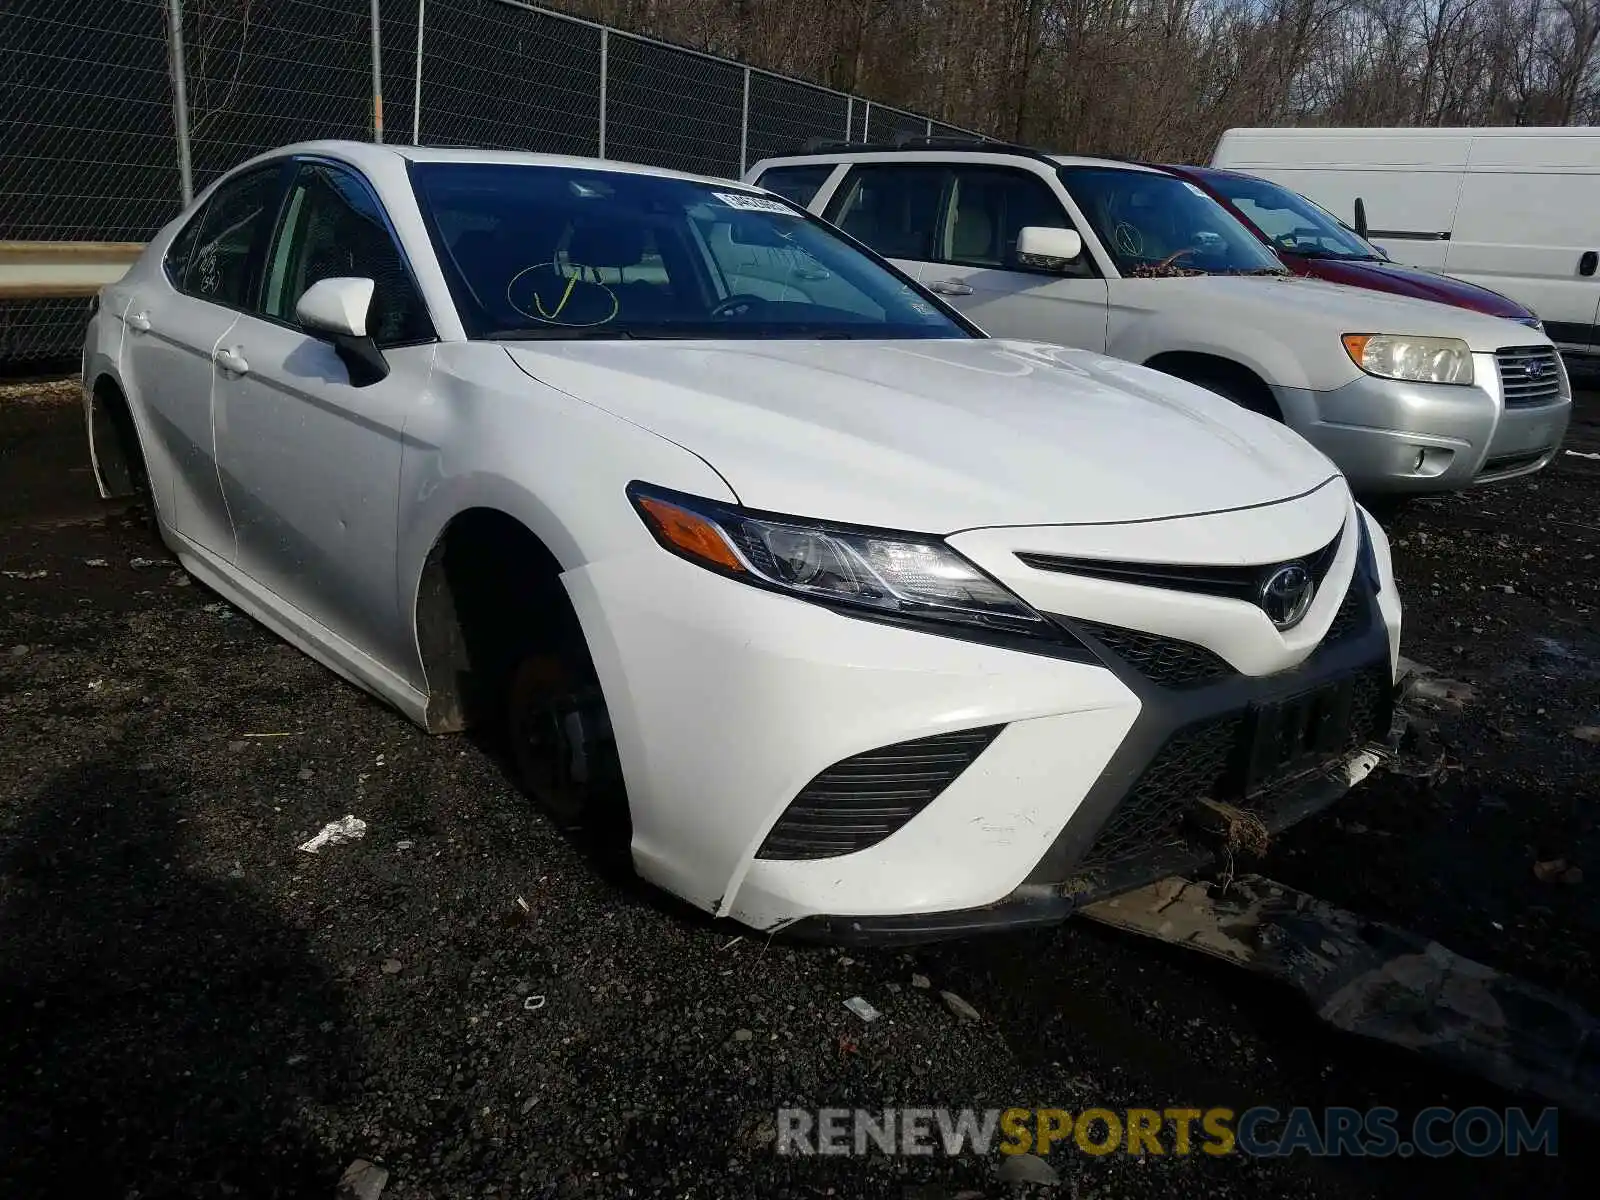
<box><xmin>776</xmin><ymin>1105</ymin><xmax>1559</xmax><ymax>1158</ymax></box>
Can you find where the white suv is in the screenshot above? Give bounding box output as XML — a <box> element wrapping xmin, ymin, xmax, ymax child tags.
<box><xmin>747</xmin><ymin>141</ymin><xmax>1572</xmax><ymax>494</ymax></box>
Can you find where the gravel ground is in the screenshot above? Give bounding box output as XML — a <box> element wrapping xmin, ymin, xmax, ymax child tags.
<box><xmin>2</xmin><ymin>380</ymin><xmax>1598</xmax><ymax>1199</ymax></box>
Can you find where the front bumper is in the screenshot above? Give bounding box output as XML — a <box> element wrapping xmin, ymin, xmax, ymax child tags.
<box><xmin>563</xmin><ymin>494</ymin><xmax>1402</xmax><ymax>938</ymax></box>
<box><xmin>1272</xmin><ymin>353</ymin><xmax>1571</xmax><ymax>494</ymax></box>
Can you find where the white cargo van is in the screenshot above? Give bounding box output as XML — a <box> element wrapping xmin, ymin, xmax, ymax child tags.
<box><xmin>1210</xmin><ymin>127</ymin><xmax>1600</xmax><ymax>359</ymax></box>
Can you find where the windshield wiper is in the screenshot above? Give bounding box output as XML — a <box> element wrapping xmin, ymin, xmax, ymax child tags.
<box><xmin>1217</xmin><ymin>267</ymin><xmax>1291</xmax><ymax>277</ymax></box>
<box><xmin>486</xmin><ymin>326</ymin><xmax>635</xmax><ymax>341</ymax></box>
<box><xmin>1291</xmin><ymin>248</ymin><xmax>1379</xmax><ymax>262</ymax></box>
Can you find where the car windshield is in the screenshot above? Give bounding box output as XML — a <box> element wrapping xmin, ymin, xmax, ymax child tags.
<box><xmin>1205</xmin><ymin>173</ymin><xmax>1383</xmax><ymax>262</ymax></box>
<box><xmin>1057</xmin><ymin>166</ymin><xmax>1288</xmax><ymax>278</ymax></box>
<box><xmin>409</xmin><ymin>162</ymin><xmax>971</xmax><ymax>340</ymax></box>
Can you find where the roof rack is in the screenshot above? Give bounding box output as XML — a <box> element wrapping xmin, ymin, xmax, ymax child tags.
<box><xmin>795</xmin><ymin>133</ymin><xmax>1061</xmax><ymax>166</ymax></box>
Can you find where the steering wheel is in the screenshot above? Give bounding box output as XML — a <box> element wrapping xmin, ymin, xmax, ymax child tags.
<box><xmin>1153</xmin><ymin>247</ymin><xmax>1199</xmax><ymax>270</ymax></box>
<box><xmin>710</xmin><ymin>293</ymin><xmax>770</xmax><ymax>319</ymax></box>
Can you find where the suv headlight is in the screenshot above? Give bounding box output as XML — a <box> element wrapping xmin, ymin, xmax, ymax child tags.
<box><xmin>628</xmin><ymin>483</ymin><xmax>1065</xmax><ymax>643</ymax></box>
<box><xmin>1341</xmin><ymin>333</ymin><xmax>1474</xmax><ymax>386</ymax></box>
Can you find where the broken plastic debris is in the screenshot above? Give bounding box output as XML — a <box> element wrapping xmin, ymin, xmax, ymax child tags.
<box><xmin>337</xmin><ymin>1158</ymin><xmax>389</xmax><ymax>1200</ymax></box>
<box><xmin>1564</xmin><ymin>449</ymin><xmax>1600</xmax><ymax>460</ymax></box>
<box><xmin>84</xmin><ymin>558</ymin><xmax>109</xmax><ymax>568</ymax></box>
<box><xmin>523</xmin><ymin>994</ymin><xmax>546</xmax><ymax>1012</ymax></box>
<box><xmin>129</xmin><ymin>557</ymin><xmax>160</xmax><ymax>569</ymax></box>
<box><xmin>1</xmin><ymin>569</ymin><xmax>48</xmax><ymax>580</ymax></box>
<box><xmin>297</xmin><ymin>815</ymin><xmax>368</xmax><ymax>854</ymax></box>
<box><xmin>843</xmin><ymin>995</ymin><xmax>880</xmax><ymax>1022</ymax></box>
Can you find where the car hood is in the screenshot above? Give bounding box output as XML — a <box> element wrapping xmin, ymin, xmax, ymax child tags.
<box><xmin>1137</xmin><ymin>274</ymin><xmax>1543</xmax><ymax>352</ymax></box>
<box><xmin>1290</xmin><ymin>256</ymin><xmax>1534</xmax><ymax>321</ymax></box>
<box><xmin>505</xmin><ymin>338</ymin><xmax>1339</xmax><ymax>530</ymax></box>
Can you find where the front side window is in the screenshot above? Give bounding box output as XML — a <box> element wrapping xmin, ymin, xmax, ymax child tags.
<box><xmin>1207</xmin><ymin>173</ymin><xmax>1383</xmax><ymax>262</ymax></box>
<box><xmin>1059</xmin><ymin>167</ymin><xmax>1286</xmax><ymax>278</ymax></box>
<box><xmin>182</xmin><ymin>165</ymin><xmax>283</xmax><ymax>306</ymax></box>
<box><xmin>824</xmin><ymin>164</ymin><xmax>947</xmax><ymax>261</ymax></box>
<box><xmin>752</xmin><ymin>164</ymin><xmax>837</xmax><ymax>208</ymax></box>
<box><xmin>261</xmin><ymin>163</ymin><xmax>433</xmax><ymax>346</ymax></box>
<box><xmin>942</xmin><ymin>166</ymin><xmax>1090</xmax><ymax>276</ymax></box>
<box><xmin>410</xmin><ymin>162</ymin><xmax>970</xmax><ymax>341</ymax></box>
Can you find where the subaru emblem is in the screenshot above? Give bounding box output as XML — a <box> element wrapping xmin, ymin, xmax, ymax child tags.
<box><xmin>1259</xmin><ymin>564</ymin><xmax>1314</xmax><ymax>630</ymax></box>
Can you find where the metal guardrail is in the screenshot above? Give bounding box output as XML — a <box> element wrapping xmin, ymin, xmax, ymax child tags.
<box><xmin>0</xmin><ymin>242</ymin><xmax>144</xmax><ymax>301</ymax></box>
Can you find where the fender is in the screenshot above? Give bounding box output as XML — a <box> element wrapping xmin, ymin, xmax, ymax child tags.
<box><xmin>394</xmin><ymin>343</ymin><xmax>736</xmax><ymax>692</ymax></box>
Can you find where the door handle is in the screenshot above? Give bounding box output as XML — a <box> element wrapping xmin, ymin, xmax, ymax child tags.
<box><xmin>927</xmin><ymin>279</ymin><xmax>974</xmax><ymax>296</ymax></box>
<box><xmin>125</xmin><ymin>310</ymin><xmax>150</xmax><ymax>332</ymax></box>
<box><xmin>1580</xmin><ymin>250</ymin><xmax>1598</xmax><ymax>277</ymax></box>
<box><xmin>214</xmin><ymin>347</ymin><xmax>249</xmax><ymax>376</ymax></box>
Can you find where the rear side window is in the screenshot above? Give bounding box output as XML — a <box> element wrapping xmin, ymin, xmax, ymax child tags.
<box><xmin>182</xmin><ymin>165</ymin><xmax>283</xmax><ymax>307</ymax></box>
<box><xmin>753</xmin><ymin>164</ymin><xmax>836</xmax><ymax>208</ymax></box>
<box><xmin>163</xmin><ymin>211</ymin><xmax>202</xmax><ymax>286</ymax></box>
<box><xmin>824</xmin><ymin>164</ymin><xmax>947</xmax><ymax>261</ymax></box>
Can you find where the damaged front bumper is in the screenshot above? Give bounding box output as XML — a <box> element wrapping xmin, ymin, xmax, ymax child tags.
<box><xmin>784</xmin><ymin>575</ymin><xmax>1402</xmax><ymax>946</ymax></box>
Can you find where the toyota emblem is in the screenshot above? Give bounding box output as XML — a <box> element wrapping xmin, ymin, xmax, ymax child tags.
<box><xmin>1259</xmin><ymin>564</ymin><xmax>1315</xmax><ymax>630</ymax></box>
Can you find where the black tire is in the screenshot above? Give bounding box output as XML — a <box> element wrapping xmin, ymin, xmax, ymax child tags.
<box><xmin>505</xmin><ymin>639</ymin><xmax>625</xmax><ymax>833</ymax></box>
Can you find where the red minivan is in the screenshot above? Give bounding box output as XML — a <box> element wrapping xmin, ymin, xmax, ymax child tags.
<box><xmin>1164</xmin><ymin>164</ymin><xmax>1543</xmax><ymax>330</ymax></box>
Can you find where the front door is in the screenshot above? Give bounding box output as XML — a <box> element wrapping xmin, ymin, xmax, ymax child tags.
<box><xmin>213</xmin><ymin>160</ymin><xmax>437</xmax><ymax>670</ymax></box>
<box><xmin>825</xmin><ymin>162</ymin><xmax>1109</xmax><ymax>349</ymax></box>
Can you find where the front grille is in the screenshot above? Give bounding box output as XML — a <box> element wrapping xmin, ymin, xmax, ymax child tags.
<box><xmin>756</xmin><ymin>726</ymin><xmax>1003</xmax><ymax>860</ymax></box>
<box><xmin>1322</xmin><ymin>578</ymin><xmax>1367</xmax><ymax>645</ymax></box>
<box><xmin>1077</xmin><ymin>621</ymin><xmax>1235</xmax><ymax>688</ymax></box>
<box><xmin>1080</xmin><ymin>662</ymin><xmax>1394</xmax><ymax>868</ymax></box>
<box><xmin>1496</xmin><ymin>346</ymin><xmax>1564</xmax><ymax>408</ymax></box>
<box><xmin>1016</xmin><ymin>526</ymin><xmax>1343</xmax><ymax>604</ymax></box>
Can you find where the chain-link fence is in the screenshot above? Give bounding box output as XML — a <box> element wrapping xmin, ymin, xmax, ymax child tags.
<box><xmin>1</xmin><ymin>0</ymin><xmax>975</xmax><ymax>370</ymax></box>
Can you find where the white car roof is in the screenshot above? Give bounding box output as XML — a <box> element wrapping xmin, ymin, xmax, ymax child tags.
<box><xmin>231</xmin><ymin>139</ymin><xmax>753</xmax><ymax>191</ymax></box>
<box><xmin>747</xmin><ymin>147</ymin><xmax>1168</xmax><ymax>175</ymax></box>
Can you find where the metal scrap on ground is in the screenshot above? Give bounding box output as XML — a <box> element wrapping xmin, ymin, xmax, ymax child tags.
<box><xmin>1082</xmin><ymin>873</ymin><xmax>1600</xmax><ymax>1120</ymax></box>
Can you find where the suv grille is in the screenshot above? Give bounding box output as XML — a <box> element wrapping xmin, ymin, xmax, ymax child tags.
<box><xmin>1077</xmin><ymin>621</ymin><xmax>1235</xmax><ymax>688</ymax></box>
<box><xmin>756</xmin><ymin>726</ymin><xmax>1003</xmax><ymax>860</ymax></box>
<box><xmin>1080</xmin><ymin>664</ymin><xmax>1393</xmax><ymax>869</ymax></box>
<box><xmin>1496</xmin><ymin>346</ymin><xmax>1563</xmax><ymax>408</ymax></box>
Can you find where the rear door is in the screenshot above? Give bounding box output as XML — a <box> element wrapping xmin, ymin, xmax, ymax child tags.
<box><xmin>120</xmin><ymin>163</ymin><xmax>285</xmax><ymax>557</ymax></box>
<box><xmin>213</xmin><ymin>159</ymin><xmax>436</xmax><ymax>669</ymax></box>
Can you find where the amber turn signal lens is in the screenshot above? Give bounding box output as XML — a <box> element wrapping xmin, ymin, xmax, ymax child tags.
<box><xmin>1341</xmin><ymin>333</ymin><xmax>1372</xmax><ymax>365</ymax></box>
<box><xmin>636</xmin><ymin>496</ymin><xmax>745</xmax><ymax>573</ymax></box>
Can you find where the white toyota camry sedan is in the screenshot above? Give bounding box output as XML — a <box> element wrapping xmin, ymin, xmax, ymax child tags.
<box><xmin>82</xmin><ymin>141</ymin><xmax>1402</xmax><ymax>941</ymax></box>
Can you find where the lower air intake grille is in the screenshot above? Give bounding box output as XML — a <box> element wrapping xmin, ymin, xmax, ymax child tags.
<box><xmin>1496</xmin><ymin>346</ymin><xmax>1563</xmax><ymax>408</ymax></box>
<box><xmin>1081</xmin><ymin>663</ymin><xmax>1395</xmax><ymax>869</ymax></box>
<box><xmin>1080</xmin><ymin>714</ymin><xmax>1244</xmax><ymax>867</ymax></box>
<box><xmin>756</xmin><ymin>726</ymin><xmax>1004</xmax><ymax>860</ymax></box>
<box><xmin>1077</xmin><ymin>621</ymin><xmax>1236</xmax><ymax>688</ymax></box>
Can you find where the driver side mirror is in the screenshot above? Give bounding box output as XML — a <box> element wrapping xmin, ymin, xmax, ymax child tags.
<box><xmin>1015</xmin><ymin>226</ymin><xmax>1083</xmax><ymax>272</ymax></box>
<box><xmin>295</xmin><ymin>276</ymin><xmax>389</xmax><ymax>387</ymax></box>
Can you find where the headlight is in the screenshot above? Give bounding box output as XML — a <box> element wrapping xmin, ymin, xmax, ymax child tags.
<box><xmin>628</xmin><ymin>483</ymin><xmax>1060</xmax><ymax>641</ymax></box>
<box><xmin>1341</xmin><ymin>333</ymin><xmax>1473</xmax><ymax>386</ymax></box>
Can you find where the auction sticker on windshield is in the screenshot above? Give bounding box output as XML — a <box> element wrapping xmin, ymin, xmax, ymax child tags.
<box><xmin>712</xmin><ymin>191</ymin><xmax>795</xmax><ymax>214</ymax></box>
